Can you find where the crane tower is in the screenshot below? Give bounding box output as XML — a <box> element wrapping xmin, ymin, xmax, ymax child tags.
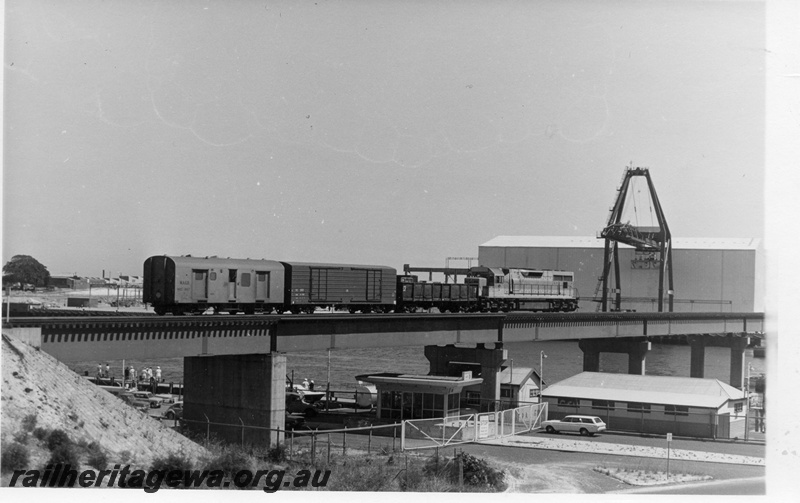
<box><xmin>597</xmin><ymin>166</ymin><xmax>674</xmax><ymax>312</ymax></box>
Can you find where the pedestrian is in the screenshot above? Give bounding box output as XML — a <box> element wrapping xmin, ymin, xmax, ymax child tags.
<box><xmin>302</xmin><ymin>378</ymin><xmax>309</xmax><ymax>389</ymax></box>
<box><xmin>129</xmin><ymin>366</ymin><xmax>135</xmax><ymax>385</ymax></box>
<box><xmin>105</xmin><ymin>363</ymin><xmax>110</xmax><ymax>378</ymax></box>
<box><xmin>155</xmin><ymin>366</ymin><xmax>162</xmax><ymax>383</ymax></box>
<box><xmin>97</xmin><ymin>363</ymin><xmax>102</xmax><ymax>378</ymax></box>
<box><xmin>309</xmin><ymin>380</ymin><xmax>315</xmax><ymax>391</ymax></box>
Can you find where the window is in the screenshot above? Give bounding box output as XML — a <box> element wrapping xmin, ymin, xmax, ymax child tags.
<box><xmin>664</xmin><ymin>405</ymin><xmax>689</xmax><ymax>416</ymax></box>
<box><xmin>591</xmin><ymin>400</ymin><xmax>615</xmax><ymax>411</ymax></box>
<box><xmin>529</xmin><ymin>389</ymin><xmax>538</xmax><ymax>399</ymax></box>
<box><xmin>195</xmin><ymin>272</ymin><xmax>204</xmax><ymax>280</ymax></box>
<box><xmin>734</xmin><ymin>403</ymin><xmax>743</xmax><ymax>413</ymax></box>
<box><xmin>465</xmin><ymin>391</ymin><xmax>481</xmax><ymax>406</ymax></box>
<box><xmin>557</xmin><ymin>398</ymin><xmax>578</xmax><ymax>407</ymax></box>
<box><xmin>500</xmin><ymin>388</ymin><xmax>512</xmax><ymax>398</ymax></box>
<box><xmin>210</xmin><ymin>272</ymin><xmax>217</xmax><ymax>280</ymax></box>
<box><xmin>627</xmin><ymin>402</ymin><xmax>651</xmax><ymax>414</ymax></box>
<box><xmin>241</xmin><ymin>273</ymin><xmax>251</xmax><ymax>287</ymax></box>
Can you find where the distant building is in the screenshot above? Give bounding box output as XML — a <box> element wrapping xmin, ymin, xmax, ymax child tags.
<box><xmin>49</xmin><ymin>275</ymin><xmax>89</xmax><ymax>289</ymax></box>
<box><xmin>479</xmin><ymin>236</ymin><xmax>760</xmax><ymax>312</ymax></box>
<box><xmin>542</xmin><ymin>372</ymin><xmax>747</xmax><ymax>439</ymax></box>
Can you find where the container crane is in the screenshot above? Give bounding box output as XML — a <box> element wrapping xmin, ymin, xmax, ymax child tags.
<box><xmin>597</xmin><ymin>166</ymin><xmax>674</xmax><ymax>312</ymax></box>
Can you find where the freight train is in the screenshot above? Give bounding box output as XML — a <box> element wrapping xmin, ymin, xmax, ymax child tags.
<box><xmin>143</xmin><ymin>255</ymin><xmax>579</xmax><ymax>315</ymax></box>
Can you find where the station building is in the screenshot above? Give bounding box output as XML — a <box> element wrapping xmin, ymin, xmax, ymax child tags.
<box><xmin>478</xmin><ymin>236</ymin><xmax>760</xmax><ymax>313</ymax></box>
<box><xmin>543</xmin><ymin>372</ymin><xmax>748</xmax><ymax>439</ymax></box>
<box><xmin>355</xmin><ymin>372</ymin><xmax>483</xmax><ymax>421</ymax></box>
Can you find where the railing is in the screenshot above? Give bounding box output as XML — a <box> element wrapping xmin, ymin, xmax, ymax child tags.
<box><xmin>179</xmin><ymin>417</ymin><xmax>403</xmax><ymax>464</ymax></box>
<box><xmin>401</xmin><ymin>402</ymin><xmax>548</xmax><ymax>450</ymax></box>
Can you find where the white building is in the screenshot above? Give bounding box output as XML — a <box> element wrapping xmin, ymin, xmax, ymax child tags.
<box><xmin>543</xmin><ymin>372</ymin><xmax>748</xmax><ymax>439</ymax></box>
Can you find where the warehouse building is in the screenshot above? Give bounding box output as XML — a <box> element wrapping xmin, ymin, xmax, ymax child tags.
<box><xmin>542</xmin><ymin>372</ymin><xmax>747</xmax><ymax>439</ymax></box>
<box><xmin>478</xmin><ymin>236</ymin><xmax>760</xmax><ymax>312</ymax></box>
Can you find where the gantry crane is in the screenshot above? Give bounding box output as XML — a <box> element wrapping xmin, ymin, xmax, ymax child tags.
<box><xmin>597</xmin><ymin>166</ymin><xmax>674</xmax><ymax>312</ymax></box>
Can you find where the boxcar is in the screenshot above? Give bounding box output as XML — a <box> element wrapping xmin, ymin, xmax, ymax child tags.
<box><xmin>280</xmin><ymin>262</ymin><xmax>396</xmax><ymax>313</ymax></box>
<box><xmin>144</xmin><ymin>255</ymin><xmax>285</xmax><ymax>315</ymax></box>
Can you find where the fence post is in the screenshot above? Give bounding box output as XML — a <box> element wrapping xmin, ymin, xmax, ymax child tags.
<box><xmin>368</xmin><ymin>428</ymin><xmax>372</xmax><ymax>454</ymax></box>
<box><xmin>327</xmin><ymin>433</ymin><xmax>331</xmax><ymax>464</ymax></box>
<box><xmin>203</xmin><ymin>413</ymin><xmax>210</xmax><ymax>444</ymax></box>
<box><xmin>393</xmin><ymin>424</ymin><xmax>397</xmax><ymax>452</ymax></box>
<box><xmin>343</xmin><ymin>425</ymin><xmax>347</xmax><ymax>455</ymax></box>
<box><xmin>401</xmin><ymin>420</ymin><xmax>406</xmax><ymax>451</ymax></box>
<box><xmin>289</xmin><ymin>430</ymin><xmax>294</xmax><ymax>461</ymax></box>
<box><xmin>311</xmin><ymin>429</ymin><xmax>317</xmax><ymax>465</ymax></box>
<box><xmin>239</xmin><ymin>417</ymin><xmax>244</xmax><ymax>447</ymax></box>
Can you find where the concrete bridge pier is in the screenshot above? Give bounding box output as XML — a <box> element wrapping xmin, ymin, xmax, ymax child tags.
<box><xmin>424</xmin><ymin>344</ymin><xmax>507</xmax><ymax>408</ymax></box>
<box><xmin>183</xmin><ymin>352</ymin><xmax>286</xmax><ymax>446</ymax></box>
<box><xmin>729</xmin><ymin>335</ymin><xmax>750</xmax><ymax>390</ymax></box>
<box><xmin>688</xmin><ymin>335</ymin><xmax>707</xmax><ymax>378</ymax></box>
<box><xmin>578</xmin><ymin>338</ymin><xmax>652</xmax><ymax>375</ymax></box>
<box><xmin>687</xmin><ymin>335</ymin><xmax>750</xmax><ymax>389</ymax></box>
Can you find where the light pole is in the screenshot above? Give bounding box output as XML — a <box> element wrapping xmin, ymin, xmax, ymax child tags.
<box><xmin>540</xmin><ymin>351</ymin><xmax>547</xmax><ymax>399</ymax></box>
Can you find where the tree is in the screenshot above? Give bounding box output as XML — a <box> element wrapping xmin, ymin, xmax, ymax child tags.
<box><xmin>3</xmin><ymin>255</ymin><xmax>51</xmax><ymax>287</ymax></box>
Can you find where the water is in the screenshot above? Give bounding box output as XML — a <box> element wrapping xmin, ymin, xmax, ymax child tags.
<box><xmin>68</xmin><ymin>340</ymin><xmax>766</xmax><ymax>392</ymax></box>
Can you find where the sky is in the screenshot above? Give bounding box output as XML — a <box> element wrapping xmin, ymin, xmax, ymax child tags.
<box><xmin>2</xmin><ymin>0</ymin><xmax>767</xmax><ymax>278</ymax></box>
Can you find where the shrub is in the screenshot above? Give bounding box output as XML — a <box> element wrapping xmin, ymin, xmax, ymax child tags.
<box><xmin>208</xmin><ymin>448</ymin><xmax>254</xmax><ymax>478</ymax></box>
<box><xmin>48</xmin><ymin>443</ymin><xmax>80</xmax><ymax>468</ymax></box>
<box><xmin>86</xmin><ymin>443</ymin><xmax>109</xmax><ymax>471</ymax></box>
<box><xmin>151</xmin><ymin>452</ymin><xmax>193</xmax><ymax>473</ymax></box>
<box><xmin>32</xmin><ymin>427</ymin><xmax>49</xmax><ymax>442</ymax></box>
<box><xmin>267</xmin><ymin>443</ymin><xmax>287</xmax><ymax>463</ymax></box>
<box><xmin>46</xmin><ymin>429</ymin><xmax>71</xmax><ymax>451</ymax></box>
<box><xmin>443</xmin><ymin>452</ymin><xmax>506</xmax><ymax>492</ymax></box>
<box><xmin>21</xmin><ymin>414</ymin><xmax>38</xmax><ymax>432</ymax></box>
<box><xmin>1</xmin><ymin>442</ymin><xmax>30</xmax><ymax>473</ymax></box>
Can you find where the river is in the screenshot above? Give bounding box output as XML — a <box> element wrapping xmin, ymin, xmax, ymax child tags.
<box><xmin>68</xmin><ymin>339</ymin><xmax>766</xmax><ymax>392</ymax></box>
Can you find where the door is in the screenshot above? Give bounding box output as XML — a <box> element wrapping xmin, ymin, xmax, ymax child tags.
<box><xmin>256</xmin><ymin>271</ymin><xmax>270</xmax><ymax>301</ymax></box>
<box><xmin>366</xmin><ymin>269</ymin><xmax>381</xmax><ymax>301</ymax></box>
<box><xmin>311</xmin><ymin>268</ymin><xmax>328</xmax><ymax>301</ymax></box>
<box><xmin>228</xmin><ymin>269</ymin><xmax>237</xmax><ymax>301</ymax></box>
<box><xmin>191</xmin><ymin>270</ymin><xmax>208</xmax><ymax>300</ymax></box>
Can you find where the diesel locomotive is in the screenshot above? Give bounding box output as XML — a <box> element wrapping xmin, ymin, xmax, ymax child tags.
<box><xmin>143</xmin><ymin>255</ymin><xmax>579</xmax><ymax>315</ymax></box>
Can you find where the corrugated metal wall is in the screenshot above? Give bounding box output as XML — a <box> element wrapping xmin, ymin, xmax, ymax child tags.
<box><xmin>479</xmin><ymin>245</ymin><xmax>755</xmax><ymax>312</ymax></box>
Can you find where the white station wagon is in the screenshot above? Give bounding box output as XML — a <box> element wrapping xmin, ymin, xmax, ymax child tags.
<box><xmin>542</xmin><ymin>415</ymin><xmax>606</xmax><ymax>436</ymax></box>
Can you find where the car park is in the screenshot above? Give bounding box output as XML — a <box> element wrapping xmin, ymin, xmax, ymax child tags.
<box><xmin>542</xmin><ymin>415</ymin><xmax>606</xmax><ymax>436</ymax></box>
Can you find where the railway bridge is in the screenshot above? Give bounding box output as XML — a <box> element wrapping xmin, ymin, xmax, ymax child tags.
<box><xmin>3</xmin><ymin>311</ymin><xmax>763</xmax><ymax>444</ymax></box>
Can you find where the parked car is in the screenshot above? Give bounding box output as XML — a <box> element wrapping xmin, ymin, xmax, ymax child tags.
<box><xmin>286</xmin><ymin>392</ymin><xmax>318</xmax><ymax>417</ymax></box>
<box><xmin>119</xmin><ymin>392</ymin><xmax>151</xmax><ymax>412</ymax></box>
<box><xmin>132</xmin><ymin>391</ymin><xmax>164</xmax><ymax>408</ymax></box>
<box><xmin>163</xmin><ymin>402</ymin><xmax>183</xmax><ymax>420</ymax></box>
<box><xmin>154</xmin><ymin>394</ymin><xmax>180</xmax><ymax>405</ymax></box>
<box><xmin>542</xmin><ymin>415</ymin><xmax>606</xmax><ymax>436</ymax></box>
<box><xmin>285</xmin><ymin>413</ymin><xmax>307</xmax><ymax>430</ymax></box>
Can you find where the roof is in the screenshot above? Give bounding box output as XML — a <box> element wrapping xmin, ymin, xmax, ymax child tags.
<box><xmin>480</xmin><ymin>236</ymin><xmax>760</xmax><ymax>251</ymax></box>
<box><xmin>542</xmin><ymin>372</ymin><xmax>745</xmax><ymax>409</ymax></box>
<box><xmin>499</xmin><ymin>366</ymin><xmax>536</xmax><ymax>387</ymax></box>
<box><xmin>355</xmin><ymin>373</ymin><xmax>483</xmax><ymax>392</ymax></box>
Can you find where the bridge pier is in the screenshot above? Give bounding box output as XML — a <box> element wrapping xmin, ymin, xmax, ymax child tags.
<box><xmin>686</xmin><ymin>335</ymin><xmax>750</xmax><ymax>389</ymax></box>
<box><xmin>688</xmin><ymin>335</ymin><xmax>707</xmax><ymax>378</ymax></box>
<box><xmin>424</xmin><ymin>344</ymin><xmax>507</xmax><ymax>408</ymax></box>
<box><xmin>183</xmin><ymin>352</ymin><xmax>286</xmax><ymax>445</ymax></box>
<box><xmin>578</xmin><ymin>338</ymin><xmax>651</xmax><ymax>375</ymax></box>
